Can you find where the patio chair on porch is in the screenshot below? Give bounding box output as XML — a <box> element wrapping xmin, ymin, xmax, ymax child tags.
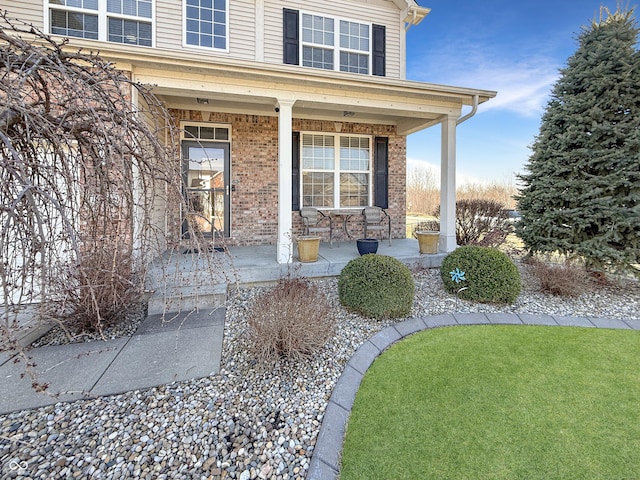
<box><xmin>300</xmin><ymin>207</ymin><xmax>333</xmax><ymax>247</ymax></box>
<box><xmin>362</xmin><ymin>206</ymin><xmax>392</xmax><ymax>245</ymax></box>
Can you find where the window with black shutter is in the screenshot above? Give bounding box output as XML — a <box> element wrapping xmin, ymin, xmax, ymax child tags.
<box><xmin>283</xmin><ymin>9</ymin><xmax>386</xmax><ymax>76</ymax></box>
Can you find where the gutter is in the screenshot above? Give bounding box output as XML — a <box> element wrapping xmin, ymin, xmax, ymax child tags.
<box><xmin>404</xmin><ymin>6</ymin><xmax>431</xmax><ymax>31</ymax></box>
<box><xmin>457</xmin><ymin>94</ymin><xmax>479</xmax><ymax>125</ymax></box>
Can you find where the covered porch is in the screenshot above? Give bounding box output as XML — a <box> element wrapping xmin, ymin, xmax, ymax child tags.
<box><xmin>116</xmin><ymin>47</ymin><xmax>496</xmax><ymax>264</ymax></box>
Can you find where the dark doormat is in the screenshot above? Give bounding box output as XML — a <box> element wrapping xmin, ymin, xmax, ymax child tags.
<box><xmin>182</xmin><ymin>246</ymin><xmax>226</xmax><ymax>254</ymax></box>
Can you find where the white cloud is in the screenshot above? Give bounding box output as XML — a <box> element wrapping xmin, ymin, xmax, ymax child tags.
<box><xmin>409</xmin><ymin>41</ymin><xmax>562</xmax><ymax>118</ymax></box>
<box><xmin>459</xmin><ymin>62</ymin><xmax>560</xmax><ymax>117</ymax></box>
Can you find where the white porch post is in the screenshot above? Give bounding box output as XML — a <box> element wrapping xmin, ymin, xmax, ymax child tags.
<box><xmin>440</xmin><ymin>115</ymin><xmax>457</xmax><ymax>252</ymax></box>
<box><xmin>276</xmin><ymin>99</ymin><xmax>295</xmax><ymax>263</ymax></box>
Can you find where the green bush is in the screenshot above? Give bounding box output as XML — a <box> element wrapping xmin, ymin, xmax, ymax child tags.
<box><xmin>440</xmin><ymin>246</ymin><xmax>521</xmax><ymax>304</ymax></box>
<box><xmin>339</xmin><ymin>255</ymin><xmax>415</xmax><ymax>319</ymax></box>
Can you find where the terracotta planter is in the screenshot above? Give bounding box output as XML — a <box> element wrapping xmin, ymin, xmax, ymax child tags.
<box><xmin>415</xmin><ymin>231</ymin><xmax>439</xmax><ymax>254</ymax></box>
<box><xmin>297</xmin><ymin>236</ymin><xmax>321</xmax><ymax>262</ymax></box>
<box><xmin>356</xmin><ymin>238</ymin><xmax>379</xmax><ymax>255</ymax></box>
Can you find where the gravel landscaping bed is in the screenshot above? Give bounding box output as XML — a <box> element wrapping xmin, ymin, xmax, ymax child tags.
<box><xmin>1</xmin><ymin>263</ymin><xmax>639</xmax><ymax>479</ymax></box>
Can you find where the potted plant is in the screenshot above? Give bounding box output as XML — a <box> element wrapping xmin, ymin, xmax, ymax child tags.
<box><xmin>296</xmin><ymin>236</ymin><xmax>321</xmax><ymax>262</ymax></box>
<box><xmin>356</xmin><ymin>238</ymin><xmax>379</xmax><ymax>255</ymax></box>
<box><xmin>413</xmin><ymin>221</ymin><xmax>440</xmax><ymax>254</ymax></box>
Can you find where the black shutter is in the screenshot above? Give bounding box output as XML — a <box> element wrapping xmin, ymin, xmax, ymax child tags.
<box><xmin>283</xmin><ymin>9</ymin><xmax>299</xmax><ymax>65</ymax></box>
<box><xmin>292</xmin><ymin>132</ymin><xmax>300</xmax><ymax>211</ymax></box>
<box><xmin>372</xmin><ymin>24</ymin><xmax>386</xmax><ymax>76</ymax></box>
<box><xmin>374</xmin><ymin>137</ymin><xmax>388</xmax><ymax>208</ymax></box>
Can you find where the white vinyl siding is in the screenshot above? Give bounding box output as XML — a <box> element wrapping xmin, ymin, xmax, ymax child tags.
<box><xmin>154</xmin><ymin>0</ymin><xmax>181</xmax><ymax>49</ymax></box>
<box><xmin>227</xmin><ymin>0</ymin><xmax>254</xmax><ymax>60</ymax></box>
<box><xmin>17</xmin><ymin>0</ymin><xmax>395</xmax><ymax>67</ymax></box>
<box><xmin>7</xmin><ymin>2</ymin><xmax>43</xmax><ymax>27</ymax></box>
<box><xmin>264</xmin><ymin>0</ymin><xmax>401</xmax><ymax>79</ymax></box>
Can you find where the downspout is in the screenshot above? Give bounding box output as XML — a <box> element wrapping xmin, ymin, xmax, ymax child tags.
<box><xmin>456</xmin><ymin>94</ymin><xmax>479</xmax><ymax>125</ymax></box>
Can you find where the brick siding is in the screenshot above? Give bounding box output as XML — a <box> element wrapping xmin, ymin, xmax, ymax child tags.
<box><xmin>168</xmin><ymin>110</ymin><xmax>406</xmax><ymax>246</ymax></box>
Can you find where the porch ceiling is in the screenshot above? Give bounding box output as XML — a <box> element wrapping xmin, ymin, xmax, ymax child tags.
<box><xmin>155</xmin><ymin>92</ymin><xmax>444</xmax><ymax>133</ymax></box>
<box><xmin>91</xmin><ymin>43</ymin><xmax>496</xmax><ymax>135</ymax></box>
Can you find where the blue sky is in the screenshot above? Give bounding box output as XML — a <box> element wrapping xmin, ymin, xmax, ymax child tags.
<box><xmin>405</xmin><ymin>0</ymin><xmax>632</xmax><ymax>185</ymax></box>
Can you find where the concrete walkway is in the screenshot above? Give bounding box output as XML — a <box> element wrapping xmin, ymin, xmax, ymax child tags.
<box><xmin>306</xmin><ymin>312</ymin><xmax>640</xmax><ymax>480</ymax></box>
<box><xmin>0</xmin><ymin>309</ymin><xmax>225</xmax><ymax>415</ymax></box>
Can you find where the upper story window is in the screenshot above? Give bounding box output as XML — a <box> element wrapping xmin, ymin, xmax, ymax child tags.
<box><xmin>284</xmin><ymin>9</ymin><xmax>385</xmax><ymax>76</ymax></box>
<box><xmin>48</xmin><ymin>0</ymin><xmax>153</xmax><ymax>46</ymax></box>
<box><xmin>300</xmin><ymin>13</ymin><xmax>370</xmax><ymax>74</ymax></box>
<box><xmin>184</xmin><ymin>0</ymin><xmax>228</xmax><ymax>50</ymax></box>
<box><xmin>339</xmin><ymin>21</ymin><xmax>370</xmax><ymax>74</ymax></box>
<box><xmin>301</xmin><ymin>14</ymin><xmax>335</xmax><ymax>70</ymax></box>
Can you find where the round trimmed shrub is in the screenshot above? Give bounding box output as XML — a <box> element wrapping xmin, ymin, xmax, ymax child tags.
<box><xmin>338</xmin><ymin>254</ymin><xmax>414</xmax><ymax>319</ymax></box>
<box><xmin>440</xmin><ymin>246</ymin><xmax>521</xmax><ymax>304</ymax></box>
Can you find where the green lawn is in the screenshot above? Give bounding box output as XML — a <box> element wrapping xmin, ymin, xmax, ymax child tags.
<box><xmin>341</xmin><ymin>326</ymin><xmax>640</xmax><ymax>480</ymax></box>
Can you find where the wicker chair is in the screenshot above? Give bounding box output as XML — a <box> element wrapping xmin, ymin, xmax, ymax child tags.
<box><xmin>300</xmin><ymin>207</ymin><xmax>333</xmax><ymax>247</ymax></box>
<box><xmin>362</xmin><ymin>206</ymin><xmax>391</xmax><ymax>245</ymax></box>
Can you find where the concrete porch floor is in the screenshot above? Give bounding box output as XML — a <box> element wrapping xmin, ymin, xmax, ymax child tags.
<box><xmin>144</xmin><ymin>238</ymin><xmax>446</xmax><ymax>314</ymax></box>
<box><xmin>220</xmin><ymin>237</ymin><xmax>446</xmax><ymax>286</ymax></box>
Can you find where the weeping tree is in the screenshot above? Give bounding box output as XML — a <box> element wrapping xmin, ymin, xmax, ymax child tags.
<box><xmin>0</xmin><ymin>14</ymin><xmax>214</xmax><ymax>357</ymax></box>
<box><xmin>516</xmin><ymin>6</ymin><xmax>640</xmax><ymax>275</ymax></box>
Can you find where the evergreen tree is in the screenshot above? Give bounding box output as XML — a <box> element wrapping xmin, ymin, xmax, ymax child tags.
<box><xmin>516</xmin><ymin>7</ymin><xmax>640</xmax><ymax>275</ymax></box>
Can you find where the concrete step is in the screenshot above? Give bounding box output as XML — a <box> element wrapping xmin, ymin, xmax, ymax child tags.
<box><xmin>147</xmin><ymin>283</ymin><xmax>227</xmax><ymax>315</ymax></box>
<box><xmin>1</xmin><ymin>304</ymin><xmax>55</xmax><ymax>349</ymax></box>
<box><xmin>145</xmin><ymin>268</ymin><xmax>235</xmax><ymax>292</ymax></box>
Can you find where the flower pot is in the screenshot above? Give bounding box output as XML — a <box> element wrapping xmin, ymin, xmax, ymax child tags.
<box><xmin>356</xmin><ymin>238</ymin><xmax>379</xmax><ymax>255</ymax></box>
<box><xmin>415</xmin><ymin>231</ymin><xmax>439</xmax><ymax>254</ymax></box>
<box><xmin>297</xmin><ymin>236</ymin><xmax>321</xmax><ymax>262</ymax></box>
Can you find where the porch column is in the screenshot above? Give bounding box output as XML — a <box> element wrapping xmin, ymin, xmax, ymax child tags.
<box><xmin>440</xmin><ymin>114</ymin><xmax>457</xmax><ymax>252</ymax></box>
<box><xmin>276</xmin><ymin>99</ymin><xmax>296</xmax><ymax>263</ymax></box>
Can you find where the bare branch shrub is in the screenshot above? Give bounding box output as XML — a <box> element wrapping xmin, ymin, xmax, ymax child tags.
<box><xmin>525</xmin><ymin>257</ymin><xmax>592</xmax><ymax>297</ymax></box>
<box><xmin>412</xmin><ymin>219</ymin><xmax>440</xmax><ymax>234</ymax></box>
<box><xmin>435</xmin><ymin>199</ymin><xmax>513</xmax><ymax>247</ymax></box>
<box><xmin>406</xmin><ymin>164</ymin><xmax>517</xmax><ymax>215</ymax></box>
<box><xmin>247</xmin><ymin>278</ymin><xmax>335</xmax><ymax>365</ymax></box>
<box><xmin>406</xmin><ymin>166</ymin><xmax>439</xmax><ymax>214</ymax></box>
<box><xmin>458</xmin><ymin>180</ymin><xmax>517</xmax><ymax>210</ymax></box>
<box><xmin>0</xmin><ymin>15</ymin><xmax>221</xmax><ymax>355</ymax></box>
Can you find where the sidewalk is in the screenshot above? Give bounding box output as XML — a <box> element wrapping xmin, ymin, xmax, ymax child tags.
<box><xmin>0</xmin><ymin>309</ymin><xmax>225</xmax><ymax>415</ymax></box>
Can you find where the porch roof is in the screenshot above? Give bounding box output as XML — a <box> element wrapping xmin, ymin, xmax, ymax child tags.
<box><xmin>75</xmin><ymin>42</ymin><xmax>496</xmax><ymax>135</ymax></box>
